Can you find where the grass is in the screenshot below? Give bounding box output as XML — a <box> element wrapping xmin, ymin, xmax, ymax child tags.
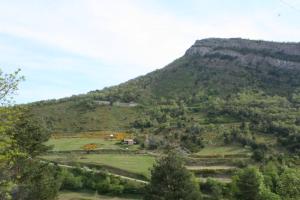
<box><xmin>58</xmin><ymin>190</ymin><xmax>141</xmax><ymax>200</ymax></box>
<box><xmin>254</xmin><ymin>133</ymin><xmax>277</xmax><ymax>145</ymax></box>
<box><xmin>43</xmin><ymin>153</ymin><xmax>156</xmax><ymax>178</ymax></box>
<box><xmin>46</xmin><ymin>138</ymin><xmax>139</xmax><ymax>151</ymax></box>
<box><xmin>186</xmin><ymin>166</ymin><xmax>236</xmax><ymax>170</ymax></box>
<box><xmin>194</xmin><ymin>145</ymin><xmax>251</xmax><ymax>157</ymax></box>
<box><xmin>198</xmin><ymin>177</ymin><xmax>232</xmax><ymax>183</ymax></box>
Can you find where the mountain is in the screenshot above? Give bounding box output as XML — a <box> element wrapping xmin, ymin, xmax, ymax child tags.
<box><xmin>28</xmin><ymin>38</ymin><xmax>300</xmax><ymax>154</ymax></box>
<box><xmin>103</xmin><ymin>38</ymin><xmax>300</xmax><ymax>100</ymax></box>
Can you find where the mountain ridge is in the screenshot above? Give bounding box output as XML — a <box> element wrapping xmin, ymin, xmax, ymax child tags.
<box><xmin>29</xmin><ymin>38</ymin><xmax>300</xmax><ymax>106</ymax></box>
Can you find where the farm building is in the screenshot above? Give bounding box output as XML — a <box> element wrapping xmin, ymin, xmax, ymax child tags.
<box><xmin>123</xmin><ymin>139</ymin><xmax>134</xmax><ymax>145</ymax></box>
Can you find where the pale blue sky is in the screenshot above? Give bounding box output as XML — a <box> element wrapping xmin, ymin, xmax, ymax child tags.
<box><xmin>0</xmin><ymin>0</ymin><xmax>300</xmax><ymax>103</ymax></box>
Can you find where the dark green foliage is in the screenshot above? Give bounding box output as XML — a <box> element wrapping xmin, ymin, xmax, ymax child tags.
<box><xmin>259</xmin><ymin>187</ymin><xmax>281</xmax><ymax>200</ymax></box>
<box><xmin>144</xmin><ymin>153</ymin><xmax>201</xmax><ymax>200</ymax></box>
<box><xmin>200</xmin><ymin>179</ymin><xmax>227</xmax><ymax>200</ymax></box>
<box><xmin>262</xmin><ymin>162</ymin><xmax>280</xmax><ymax>193</ymax></box>
<box><xmin>180</xmin><ymin>134</ymin><xmax>204</xmax><ymax>153</ymax></box>
<box><xmin>8</xmin><ymin>112</ymin><xmax>62</xmax><ymax>200</ymax></box>
<box><xmin>10</xmin><ymin>111</ymin><xmax>51</xmax><ymax>157</ymax></box>
<box><xmin>252</xmin><ymin>149</ymin><xmax>265</xmax><ymax>162</ymax></box>
<box><xmin>232</xmin><ymin>167</ymin><xmax>264</xmax><ymax>200</ymax></box>
<box><xmin>277</xmin><ymin>168</ymin><xmax>300</xmax><ymax>200</ymax></box>
<box><xmin>12</xmin><ymin>161</ymin><xmax>62</xmax><ymax>200</ymax></box>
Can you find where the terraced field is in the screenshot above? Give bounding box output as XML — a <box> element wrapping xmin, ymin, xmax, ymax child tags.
<box><xmin>43</xmin><ymin>134</ymin><xmax>254</xmax><ymax>184</ymax></box>
<box><xmin>42</xmin><ymin>153</ymin><xmax>155</xmax><ymax>179</ymax></box>
<box><xmin>187</xmin><ymin>145</ymin><xmax>252</xmax><ymax>183</ymax></box>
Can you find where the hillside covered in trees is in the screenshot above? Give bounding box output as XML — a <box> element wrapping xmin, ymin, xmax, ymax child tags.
<box><xmin>29</xmin><ymin>38</ymin><xmax>300</xmax><ymax>154</ymax></box>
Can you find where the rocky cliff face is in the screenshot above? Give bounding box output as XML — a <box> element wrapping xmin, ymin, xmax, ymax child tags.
<box><xmin>186</xmin><ymin>38</ymin><xmax>300</xmax><ymax>56</ymax></box>
<box><xmin>185</xmin><ymin>38</ymin><xmax>300</xmax><ymax>69</ymax></box>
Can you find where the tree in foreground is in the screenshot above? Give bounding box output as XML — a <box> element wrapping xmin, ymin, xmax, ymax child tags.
<box><xmin>9</xmin><ymin>112</ymin><xmax>61</xmax><ymax>200</ymax></box>
<box><xmin>0</xmin><ymin>68</ymin><xmax>60</xmax><ymax>200</ymax></box>
<box><xmin>232</xmin><ymin>167</ymin><xmax>264</xmax><ymax>200</ymax></box>
<box><xmin>0</xmin><ymin>69</ymin><xmax>24</xmax><ymax>200</ymax></box>
<box><xmin>144</xmin><ymin>152</ymin><xmax>201</xmax><ymax>200</ymax></box>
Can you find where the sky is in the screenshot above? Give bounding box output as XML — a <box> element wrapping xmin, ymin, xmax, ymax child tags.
<box><xmin>0</xmin><ymin>0</ymin><xmax>300</xmax><ymax>103</ymax></box>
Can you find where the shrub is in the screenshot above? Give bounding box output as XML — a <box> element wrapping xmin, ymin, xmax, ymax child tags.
<box><xmin>109</xmin><ymin>184</ymin><xmax>124</xmax><ymax>195</ymax></box>
<box><xmin>60</xmin><ymin>169</ymin><xmax>83</xmax><ymax>190</ymax></box>
<box><xmin>277</xmin><ymin>168</ymin><xmax>300</xmax><ymax>200</ymax></box>
<box><xmin>96</xmin><ymin>177</ymin><xmax>111</xmax><ymax>194</ymax></box>
<box><xmin>201</xmin><ymin>179</ymin><xmax>224</xmax><ymax>200</ymax></box>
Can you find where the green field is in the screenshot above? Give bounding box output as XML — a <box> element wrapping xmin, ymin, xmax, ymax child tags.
<box><xmin>194</xmin><ymin>145</ymin><xmax>251</xmax><ymax>157</ymax></box>
<box><xmin>58</xmin><ymin>191</ymin><xmax>141</xmax><ymax>200</ymax></box>
<box><xmin>43</xmin><ymin>153</ymin><xmax>156</xmax><ymax>178</ymax></box>
<box><xmin>46</xmin><ymin>138</ymin><xmax>139</xmax><ymax>151</ymax></box>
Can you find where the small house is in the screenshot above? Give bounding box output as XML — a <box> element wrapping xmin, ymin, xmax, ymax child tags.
<box><xmin>123</xmin><ymin>138</ymin><xmax>134</xmax><ymax>145</ymax></box>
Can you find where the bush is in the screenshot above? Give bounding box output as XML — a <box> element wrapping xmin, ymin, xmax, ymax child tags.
<box><xmin>252</xmin><ymin>149</ymin><xmax>265</xmax><ymax>162</ymax></box>
<box><xmin>259</xmin><ymin>187</ymin><xmax>281</xmax><ymax>200</ymax></box>
<box><xmin>109</xmin><ymin>184</ymin><xmax>124</xmax><ymax>195</ymax></box>
<box><xmin>60</xmin><ymin>169</ymin><xmax>83</xmax><ymax>190</ymax></box>
<box><xmin>59</xmin><ymin>168</ymin><xmax>143</xmax><ymax>196</ymax></box>
<box><xmin>96</xmin><ymin>177</ymin><xmax>111</xmax><ymax>194</ymax></box>
<box><xmin>201</xmin><ymin>179</ymin><xmax>224</xmax><ymax>200</ymax></box>
<box><xmin>123</xmin><ymin>180</ymin><xmax>145</xmax><ymax>194</ymax></box>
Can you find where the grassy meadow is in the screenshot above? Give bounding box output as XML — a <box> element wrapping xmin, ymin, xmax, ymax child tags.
<box><xmin>194</xmin><ymin>145</ymin><xmax>251</xmax><ymax>157</ymax></box>
<box><xmin>43</xmin><ymin>153</ymin><xmax>155</xmax><ymax>178</ymax></box>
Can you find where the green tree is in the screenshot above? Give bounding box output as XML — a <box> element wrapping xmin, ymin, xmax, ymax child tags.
<box><xmin>277</xmin><ymin>168</ymin><xmax>300</xmax><ymax>200</ymax></box>
<box><xmin>0</xmin><ymin>68</ymin><xmax>60</xmax><ymax>200</ymax></box>
<box><xmin>13</xmin><ymin>161</ymin><xmax>62</xmax><ymax>200</ymax></box>
<box><xmin>0</xmin><ymin>69</ymin><xmax>24</xmax><ymax>200</ymax></box>
<box><xmin>262</xmin><ymin>162</ymin><xmax>280</xmax><ymax>193</ymax></box>
<box><xmin>10</xmin><ymin>112</ymin><xmax>51</xmax><ymax>157</ymax></box>
<box><xmin>232</xmin><ymin>167</ymin><xmax>264</xmax><ymax>200</ymax></box>
<box><xmin>10</xmin><ymin>113</ymin><xmax>61</xmax><ymax>200</ymax></box>
<box><xmin>259</xmin><ymin>187</ymin><xmax>281</xmax><ymax>200</ymax></box>
<box><xmin>144</xmin><ymin>152</ymin><xmax>201</xmax><ymax>200</ymax></box>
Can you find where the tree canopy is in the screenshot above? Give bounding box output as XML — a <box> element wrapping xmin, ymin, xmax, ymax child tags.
<box><xmin>144</xmin><ymin>152</ymin><xmax>202</xmax><ymax>200</ymax></box>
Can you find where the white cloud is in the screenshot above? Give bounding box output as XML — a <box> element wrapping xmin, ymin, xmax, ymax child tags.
<box><xmin>1</xmin><ymin>0</ymin><xmax>299</xmax><ymax>74</ymax></box>
<box><xmin>1</xmin><ymin>0</ymin><xmax>300</xmax><ymax>103</ymax></box>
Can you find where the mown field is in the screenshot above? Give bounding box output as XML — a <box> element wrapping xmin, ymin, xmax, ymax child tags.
<box><xmin>43</xmin><ymin>153</ymin><xmax>156</xmax><ymax>178</ymax></box>
<box><xmin>193</xmin><ymin>145</ymin><xmax>251</xmax><ymax>157</ymax></box>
